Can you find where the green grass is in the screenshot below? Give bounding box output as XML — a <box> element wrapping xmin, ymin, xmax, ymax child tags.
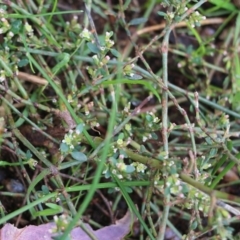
<box><xmin>1</xmin><ymin>0</ymin><xmax>240</xmax><ymax>239</ymax></box>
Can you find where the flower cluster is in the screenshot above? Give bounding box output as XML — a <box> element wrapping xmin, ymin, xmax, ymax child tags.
<box><xmin>187</xmin><ymin>11</ymin><xmax>206</xmax><ymax>28</ymax></box>
<box><xmin>131</xmin><ymin>162</ymin><xmax>147</xmax><ymax>173</ymax></box>
<box><xmin>24</xmin><ymin>22</ymin><xmax>34</xmax><ymax>37</ymax></box>
<box><xmin>105</xmin><ymin>31</ymin><xmax>114</xmax><ymax>48</ymax></box>
<box><xmin>51</xmin><ymin>214</ymin><xmax>71</xmax><ymax>233</ymax></box>
<box><xmin>123</xmin><ymin>63</ymin><xmax>135</xmax><ymax>76</ymax></box>
<box><xmin>60</xmin><ymin>124</ymin><xmax>85</xmax><ymax>153</ymax></box>
<box><xmin>0</xmin><ymin>14</ymin><xmax>11</xmax><ymax>34</ymax></box>
<box><xmin>0</xmin><ymin>70</ymin><xmax>5</xmax><ymax>82</ymax></box>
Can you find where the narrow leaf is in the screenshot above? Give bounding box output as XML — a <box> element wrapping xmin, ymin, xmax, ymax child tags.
<box><xmin>87</xmin><ymin>42</ymin><xmax>100</xmax><ymax>53</ymax></box>
<box><xmin>71</xmin><ymin>151</ymin><xmax>87</xmax><ymax>162</ymax></box>
<box><xmin>76</xmin><ymin>123</ymin><xmax>84</xmax><ymax>134</ymax></box>
<box><xmin>128</xmin><ymin>17</ymin><xmax>147</xmax><ymax>26</ymax></box>
<box><xmin>125</xmin><ymin>165</ymin><xmax>135</xmax><ymax>173</ymax></box>
<box><xmin>157</xmin><ymin>11</ymin><xmax>167</xmax><ymax>17</ymax></box>
<box><xmin>110</xmin><ymin>49</ymin><xmax>121</xmax><ymax>58</ymax></box>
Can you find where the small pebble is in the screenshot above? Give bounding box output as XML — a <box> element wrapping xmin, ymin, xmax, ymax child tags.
<box><xmin>6</xmin><ymin>179</ymin><xmax>25</xmax><ymax>193</ymax></box>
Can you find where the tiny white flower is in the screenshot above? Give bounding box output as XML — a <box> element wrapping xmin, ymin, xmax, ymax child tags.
<box><xmin>92</xmin><ymin>55</ymin><xmax>98</xmax><ymax>60</ymax></box>
<box><xmin>175</xmin><ymin>180</ymin><xmax>180</xmax><ymax>186</ymax></box>
<box><xmin>153</xmin><ymin>117</ymin><xmax>159</xmax><ymax>123</ymax></box>
<box><xmin>118</xmin><ymin>174</ymin><xmax>123</xmax><ymax>179</ymax></box>
<box><xmin>102</xmin><ymin>168</ymin><xmax>108</xmax><ymax>174</ymax></box>
<box><xmin>117</xmin><ymin>139</ymin><xmax>123</xmax><ymax>145</ymax></box>
<box><xmin>129</xmin><ymin>73</ymin><xmax>134</xmax><ymax>77</ymax></box>
<box><xmin>68</xmin><ymin>97</ymin><xmax>73</xmax><ymax>103</ymax></box>
<box><xmin>80</xmin><ymin>28</ymin><xmax>91</xmax><ymax>40</ymax></box>
<box><xmin>0</xmin><ymin>76</ymin><xmax>5</xmax><ymax>82</ymax></box>
<box><xmin>116</xmin><ymin>162</ymin><xmax>126</xmax><ymax>171</ymax></box>
<box><xmin>177</xmin><ymin>62</ymin><xmax>182</xmax><ymax>68</ymax></box>
<box><xmin>8</xmin><ymin>31</ymin><xmax>14</xmax><ymax>37</ymax></box>
<box><xmin>107</xmin><ymin>40</ymin><xmax>114</xmax><ymax>46</ymax></box>
<box><xmin>33</xmin><ymin>160</ymin><xmax>38</xmax><ymax>167</ymax></box>
<box><xmin>142</xmin><ymin>136</ymin><xmax>147</xmax><ymax>142</ymax></box>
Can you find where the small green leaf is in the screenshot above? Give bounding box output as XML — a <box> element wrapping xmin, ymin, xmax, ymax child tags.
<box><xmin>108</xmin><ymin>188</ymin><xmax>115</xmax><ymax>194</ymax></box>
<box><xmin>104</xmin><ymin>169</ymin><xmax>111</xmax><ymax>179</ymax></box>
<box><xmin>71</xmin><ymin>151</ymin><xmax>87</xmax><ymax>162</ymax></box>
<box><xmin>118</xmin><ymin>132</ymin><xmax>124</xmax><ymax>140</ymax></box>
<box><xmin>151</xmin><ymin>132</ymin><xmax>158</xmax><ymax>140</ymax></box>
<box><xmin>157</xmin><ymin>11</ymin><xmax>167</xmax><ymax>17</ymax></box>
<box><xmin>146</xmin><ymin>114</ymin><xmax>153</xmax><ymax>122</ymax></box>
<box><xmin>205</xmin><ymin>137</ymin><xmax>213</xmax><ymax>145</ymax></box>
<box><xmin>128</xmin><ymin>17</ymin><xmax>148</xmax><ymax>26</ymax></box>
<box><xmin>33</xmin><ymin>208</ymin><xmax>62</xmax><ymax>217</ymax></box>
<box><xmin>126</xmin><ymin>73</ymin><xmax>143</xmax><ymax>80</ymax></box>
<box><xmin>125</xmin><ymin>165</ymin><xmax>135</xmax><ymax>173</ymax></box>
<box><xmin>164</xmin><ymin>186</ymin><xmax>171</xmax><ymax>195</ymax></box>
<box><xmin>0</xmin><ymin>161</ymin><xmax>8</xmax><ymax>166</ymax></box>
<box><xmin>109</xmin><ymin>157</ymin><xmax>117</xmax><ymax>164</ymax></box>
<box><xmin>41</xmin><ymin>185</ymin><xmax>50</xmax><ymax>194</ymax></box>
<box><xmin>209</xmin><ymin>148</ymin><xmax>217</xmax><ymax>158</ymax></box>
<box><xmin>139</xmin><ymin>145</ymin><xmax>147</xmax><ymax>153</ymax></box>
<box><xmin>232</xmin><ymin>92</ymin><xmax>240</xmax><ymax>111</ymax></box>
<box><xmin>87</xmin><ymin>42</ymin><xmax>100</xmax><ymax>53</ymax></box>
<box><xmin>110</xmin><ymin>49</ymin><xmax>121</xmax><ymax>58</ymax></box>
<box><xmin>125</xmin><ymin>186</ymin><xmax>133</xmax><ymax>193</ymax></box>
<box><xmin>60</xmin><ymin>143</ymin><xmax>69</xmax><ymax>153</ymax></box>
<box><xmin>26</xmin><ymin>150</ymin><xmax>32</xmax><ymax>159</ymax></box>
<box><xmin>190</xmin><ymin>220</ymin><xmax>198</xmax><ymax>230</ymax></box>
<box><xmin>68</xmin><ymin>31</ymin><xmax>77</xmax><ymax>41</ymax></box>
<box><xmin>11</xmin><ymin>20</ymin><xmax>22</xmax><ymax>34</ymax></box>
<box><xmin>76</xmin><ymin>123</ymin><xmax>84</xmax><ymax>134</ymax></box>
<box><xmin>119</xmin><ymin>149</ymin><xmax>127</xmax><ymax>158</ymax></box>
<box><xmin>45</xmin><ymin>203</ymin><xmax>62</xmax><ymax>210</ymax></box>
<box><xmin>226</xmin><ymin>140</ymin><xmax>233</xmax><ymax>151</ymax></box>
<box><xmin>18</xmin><ymin>58</ymin><xmax>29</xmax><ymax>67</ymax></box>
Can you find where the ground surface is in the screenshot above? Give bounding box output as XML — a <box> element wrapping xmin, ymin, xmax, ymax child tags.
<box><xmin>1</xmin><ymin>1</ymin><xmax>240</xmax><ymax>239</ymax></box>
